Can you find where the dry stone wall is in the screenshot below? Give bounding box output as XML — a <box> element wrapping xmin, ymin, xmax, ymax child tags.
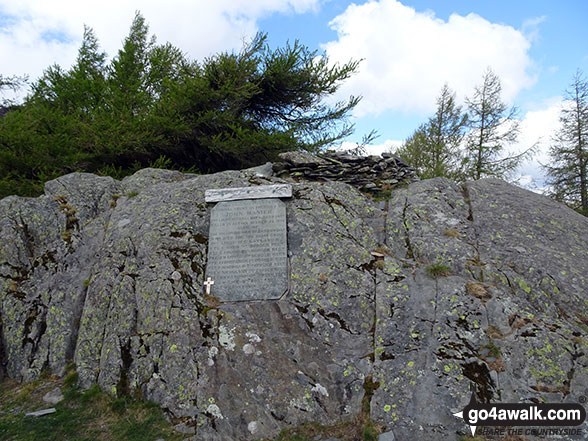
<box><xmin>273</xmin><ymin>150</ymin><xmax>418</xmax><ymax>193</ymax></box>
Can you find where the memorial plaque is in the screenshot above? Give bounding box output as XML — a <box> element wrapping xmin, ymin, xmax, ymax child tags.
<box><xmin>205</xmin><ymin>198</ymin><xmax>288</xmax><ymax>301</ymax></box>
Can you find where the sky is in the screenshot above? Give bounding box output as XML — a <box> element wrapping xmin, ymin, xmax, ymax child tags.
<box><xmin>1</xmin><ymin>0</ymin><xmax>587</xmax><ymax>189</ymax></box>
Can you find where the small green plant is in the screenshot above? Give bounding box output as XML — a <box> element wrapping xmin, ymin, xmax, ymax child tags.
<box><xmin>82</xmin><ymin>278</ymin><xmax>90</xmax><ymax>287</ymax></box>
<box><xmin>79</xmin><ymin>384</ymin><xmax>102</xmax><ymax>404</ymax></box>
<box><xmin>62</xmin><ymin>368</ymin><xmax>79</xmax><ymax>399</ymax></box>
<box><xmin>362</xmin><ymin>422</ymin><xmax>379</xmax><ymax>441</ymax></box>
<box><xmin>373</xmin><ymin>189</ymin><xmax>392</xmax><ymax>201</ymax></box>
<box><xmin>150</xmin><ymin>155</ymin><xmax>172</xmax><ymax>169</ymax></box>
<box><xmin>110</xmin><ymin>193</ymin><xmax>121</xmax><ymax>207</ymax></box>
<box><xmin>426</xmin><ymin>263</ymin><xmax>451</xmax><ymax>278</ymax></box>
<box><xmin>110</xmin><ymin>396</ymin><xmax>130</xmax><ymax>414</ymax></box>
<box><xmin>484</xmin><ymin>339</ymin><xmax>501</xmax><ymax>358</ymax></box>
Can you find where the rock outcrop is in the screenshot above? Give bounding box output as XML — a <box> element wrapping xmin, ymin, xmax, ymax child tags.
<box><xmin>1</xmin><ymin>157</ymin><xmax>587</xmax><ymax>440</ymax></box>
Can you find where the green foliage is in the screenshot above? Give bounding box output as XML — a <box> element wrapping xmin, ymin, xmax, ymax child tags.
<box><xmin>62</xmin><ymin>368</ymin><xmax>79</xmax><ymax>390</ymax></box>
<box><xmin>0</xmin><ymin>12</ymin><xmax>360</xmax><ymax>199</ymax></box>
<box><xmin>0</xmin><ymin>73</ymin><xmax>27</xmax><ymax>106</ymax></box>
<box><xmin>395</xmin><ymin>84</ymin><xmax>467</xmax><ymax>179</ymax></box>
<box><xmin>484</xmin><ymin>339</ymin><xmax>502</xmax><ymax>358</ymax></box>
<box><xmin>79</xmin><ymin>384</ymin><xmax>102</xmax><ymax>404</ymax></box>
<box><xmin>460</xmin><ymin>68</ymin><xmax>529</xmax><ymax>180</ymax></box>
<box><xmin>426</xmin><ymin>263</ymin><xmax>451</xmax><ymax>278</ymax></box>
<box><xmin>362</xmin><ymin>423</ymin><xmax>379</xmax><ymax>441</ymax></box>
<box><xmin>544</xmin><ymin>70</ymin><xmax>588</xmax><ymax>216</ymax></box>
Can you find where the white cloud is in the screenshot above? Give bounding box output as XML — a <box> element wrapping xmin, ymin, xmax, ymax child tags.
<box><xmin>511</xmin><ymin>97</ymin><xmax>562</xmax><ymax>187</ymax></box>
<box><xmin>337</xmin><ymin>139</ymin><xmax>402</xmax><ymax>157</ymax></box>
<box><xmin>322</xmin><ymin>0</ymin><xmax>536</xmax><ymax>117</ymax></box>
<box><xmin>0</xmin><ymin>0</ymin><xmax>319</xmax><ymax>91</ymax></box>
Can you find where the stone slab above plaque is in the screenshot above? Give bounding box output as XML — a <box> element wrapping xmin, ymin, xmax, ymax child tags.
<box><xmin>205</xmin><ymin>184</ymin><xmax>292</xmax><ymax>202</ymax></box>
<box><xmin>205</xmin><ymin>198</ymin><xmax>288</xmax><ymax>301</ymax></box>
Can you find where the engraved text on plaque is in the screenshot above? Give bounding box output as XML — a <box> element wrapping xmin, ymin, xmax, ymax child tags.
<box><xmin>206</xmin><ymin>198</ymin><xmax>287</xmax><ymax>301</ymax></box>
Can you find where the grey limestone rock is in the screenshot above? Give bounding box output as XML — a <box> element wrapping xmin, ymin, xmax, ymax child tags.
<box><xmin>42</xmin><ymin>387</ymin><xmax>64</xmax><ymax>405</ymax></box>
<box><xmin>1</xmin><ymin>162</ymin><xmax>587</xmax><ymax>441</ymax></box>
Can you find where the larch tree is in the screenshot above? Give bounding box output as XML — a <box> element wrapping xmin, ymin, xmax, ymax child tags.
<box><xmin>545</xmin><ymin>70</ymin><xmax>588</xmax><ymax>215</ymax></box>
<box><xmin>461</xmin><ymin>68</ymin><xmax>524</xmax><ymax>180</ymax></box>
<box><xmin>395</xmin><ymin>84</ymin><xmax>467</xmax><ymax>179</ymax></box>
<box><xmin>0</xmin><ymin>12</ymin><xmax>361</xmax><ymax>198</ymax></box>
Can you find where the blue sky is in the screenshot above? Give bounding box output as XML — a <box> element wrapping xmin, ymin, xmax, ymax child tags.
<box><xmin>260</xmin><ymin>1</ymin><xmax>588</xmax><ymax>143</ymax></box>
<box><xmin>1</xmin><ymin>0</ymin><xmax>587</xmax><ymax>187</ymax></box>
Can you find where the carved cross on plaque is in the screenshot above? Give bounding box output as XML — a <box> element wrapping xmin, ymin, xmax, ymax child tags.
<box><xmin>203</xmin><ymin>277</ymin><xmax>215</xmax><ymax>295</ymax></box>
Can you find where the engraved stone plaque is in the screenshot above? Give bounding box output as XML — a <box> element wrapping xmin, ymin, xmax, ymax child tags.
<box><xmin>206</xmin><ymin>198</ymin><xmax>288</xmax><ymax>301</ymax></box>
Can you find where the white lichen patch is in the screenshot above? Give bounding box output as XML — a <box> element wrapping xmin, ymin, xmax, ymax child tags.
<box><xmin>206</xmin><ymin>404</ymin><xmax>224</xmax><ymax>419</ymax></box>
<box><xmin>218</xmin><ymin>325</ymin><xmax>236</xmax><ymax>351</ymax></box>
<box><xmin>311</xmin><ymin>383</ymin><xmax>329</xmax><ymax>397</ymax></box>
<box><xmin>245</xmin><ymin>332</ymin><xmax>261</xmax><ymax>343</ymax></box>
<box><xmin>207</xmin><ymin>346</ymin><xmax>219</xmax><ymax>366</ymax></box>
<box><xmin>431</xmin><ymin>210</ymin><xmax>459</xmax><ymax>226</ymax></box>
<box><xmin>242</xmin><ymin>343</ymin><xmax>255</xmax><ymax>355</ymax></box>
<box><xmin>117</xmin><ymin>218</ymin><xmax>131</xmax><ymax>228</ymax></box>
<box><xmin>247</xmin><ymin>421</ymin><xmax>259</xmax><ymax>434</ymax></box>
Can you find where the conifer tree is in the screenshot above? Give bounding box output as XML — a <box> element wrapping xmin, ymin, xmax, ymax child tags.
<box><xmin>545</xmin><ymin>70</ymin><xmax>588</xmax><ymax>215</ymax></box>
<box><xmin>0</xmin><ymin>74</ymin><xmax>27</xmax><ymax>106</ymax></box>
<box><xmin>460</xmin><ymin>68</ymin><xmax>523</xmax><ymax>180</ymax></box>
<box><xmin>0</xmin><ymin>12</ymin><xmax>360</xmax><ymax>198</ymax></box>
<box><xmin>395</xmin><ymin>84</ymin><xmax>467</xmax><ymax>179</ymax></box>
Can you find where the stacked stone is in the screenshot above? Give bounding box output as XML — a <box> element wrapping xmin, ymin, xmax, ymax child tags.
<box><xmin>272</xmin><ymin>150</ymin><xmax>419</xmax><ymax>193</ymax></box>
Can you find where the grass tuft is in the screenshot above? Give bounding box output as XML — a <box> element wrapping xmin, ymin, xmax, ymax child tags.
<box><xmin>426</xmin><ymin>263</ymin><xmax>451</xmax><ymax>278</ymax></box>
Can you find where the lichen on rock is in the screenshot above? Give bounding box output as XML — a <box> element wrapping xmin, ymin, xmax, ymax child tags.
<box><xmin>1</xmin><ymin>159</ymin><xmax>587</xmax><ymax>440</ymax></box>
